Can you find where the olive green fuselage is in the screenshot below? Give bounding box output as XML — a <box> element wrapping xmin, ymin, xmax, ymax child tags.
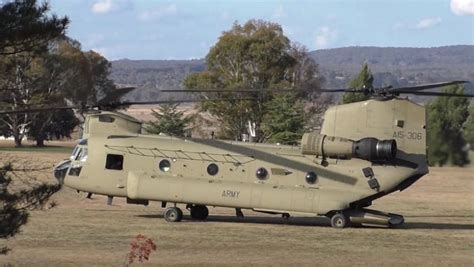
<box><xmin>62</xmin><ymin>98</ymin><xmax>428</xmax><ymax>216</ymax></box>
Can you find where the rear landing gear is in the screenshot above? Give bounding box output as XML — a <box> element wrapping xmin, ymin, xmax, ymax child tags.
<box><xmin>164</xmin><ymin>207</ymin><xmax>183</xmax><ymax>222</ymax></box>
<box><xmin>329</xmin><ymin>209</ymin><xmax>405</xmax><ymax>228</ymax></box>
<box><xmin>330</xmin><ymin>212</ymin><xmax>349</xmax><ymax>228</ymax></box>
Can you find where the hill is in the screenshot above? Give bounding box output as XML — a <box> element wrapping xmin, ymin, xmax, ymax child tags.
<box><xmin>110</xmin><ymin>45</ymin><xmax>474</xmax><ymax>101</ymax></box>
<box><xmin>310</xmin><ymin>45</ymin><xmax>474</xmax><ymax>89</ymax></box>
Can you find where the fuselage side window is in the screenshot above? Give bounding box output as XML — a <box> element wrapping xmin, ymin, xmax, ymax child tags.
<box><xmin>106</xmin><ymin>154</ymin><xmax>124</xmax><ymax>170</ymax></box>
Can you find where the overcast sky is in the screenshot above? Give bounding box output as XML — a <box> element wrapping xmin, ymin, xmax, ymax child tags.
<box><xmin>48</xmin><ymin>0</ymin><xmax>474</xmax><ymax>60</ymax></box>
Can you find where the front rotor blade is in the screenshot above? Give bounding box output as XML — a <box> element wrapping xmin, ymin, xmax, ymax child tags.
<box><xmin>390</xmin><ymin>81</ymin><xmax>468</xmax><ymax>92</ymax></box>
<box><xmin>119</xmin><ymin>98</ymin><xmax>254</xmax><ymax>105</ymax></box>
<box><xmin>0</xmin><ymin>105</ymin><xmax>82</xmax><ymax>115</ymax></box>
<box><xmin>161</xmin><ymin>88</ymin><xmax>349</xmax><ymax>93</ymax></box>
<box><xmin>396</xmin><ymin>91</ymin><xmax>474</xmax><ymax>97</ymax></box>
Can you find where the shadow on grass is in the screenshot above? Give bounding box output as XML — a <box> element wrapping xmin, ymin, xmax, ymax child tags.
<box><xmin>137</xmin><ymin>213</ymin><xmax>474</xmax><ymax>230</ymax></box>
<box><xmin>402</xmin><ymin>222</ymin><xmax>474</xmax><ymax>230</ymax></box>
<box><xmin>407</xmin><ymin>215</ymin><xmax>474</xmax><ymax>218</ymax></box>
<box><xmin>137</xmin><ymin>214</ymin><xmax>330</xmax><ymax>227</ymax></box>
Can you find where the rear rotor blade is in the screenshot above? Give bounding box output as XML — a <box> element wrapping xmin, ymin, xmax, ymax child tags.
<box><xmin>396</xmin><ymin>91</ymin><xmax>474</xmax><ymax>97</ymax></box>
<box><xmin>390</xmin><ymin>81</ymin><xmax>468</xmax><ymax>92</ymax></box>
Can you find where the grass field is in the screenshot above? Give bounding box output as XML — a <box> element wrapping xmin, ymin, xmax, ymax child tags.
<box><xmin>0</xmin><ymin>140</ymin><xmax>74</xmax><ymax>153</ymax></box>
<box><xmin>0</xmin><ymin>145</ymin><xmax>473</xmax><ymax>266</ymax></box>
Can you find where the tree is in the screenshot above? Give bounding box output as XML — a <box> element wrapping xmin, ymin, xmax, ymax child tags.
<box><xmin>0</xmin><ymin>0</ymin><xmax>66</xmax><ymax>254</ymax></box>
<box><xmin>342</xmin><ymin>63</ymin><xmax>373</xmax><ymax>104</ymax></box>
<box><xmin>0</xmin><ymin>52</ymin><xmax>40</xmax><ymax>146</ymax></box>
<box><xmin>184</xmin><ymin>20</ymin><xmax>322</xmax><ymax>141</ymax></box>
<box><xmin>145</xmin><ymin>103</ymin><xmax>194</xmax><ymax>137</ymax></box>
<box><xmin>464</xmin><ymin>104</ymin><xmax>474</xmax><ymax>149</ymax></box>
<box><xmin>0</xmin><ymin>0</ymin><xmax>69</xmax><ymax>56</ymax></box>
<box><xmin>427</xmin><ymin>85</ymin><xmax>470</xmax><ymax>166</ymax></box>
<box><xmin>261</xmin><ymin>93</ymin><xmax>306</xmax><ymax>145</ymax></box>
<box><xmin>0</xmin><ymin>0</ymin><xmax>68</xmax><ymax>146</ymax></box>
<box><xmin>27</xmin><ymin>101</ymin><xmax>79</xmax><ymax>146</ymax></box>
<box><xmin>0</xmin><ymin>39</ymin><xmax>115</xmax><ymax>146</ymax></box>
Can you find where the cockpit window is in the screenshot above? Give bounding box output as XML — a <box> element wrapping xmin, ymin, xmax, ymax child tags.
<box><xmin>78</xmin><ymin>139</ymin><xmax>88</xmax><ymax>145</ymax></box>
<box><xmin>70</xmin><ymin>140</ymin><xmax>88</xmax><ymax>161</ymax></box>
<box><xmin>70</xmin><ymin>146</ymin><xmax>80</xmax><ymax>161</ymax></box>
<box><xmin>76</xmin><ymin>148</ymin><xmax>88</xmax><ymax>162</ymax></box>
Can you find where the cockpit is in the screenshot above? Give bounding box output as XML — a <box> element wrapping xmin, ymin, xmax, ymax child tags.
<box><xmin>70</xmin><ymin>139</ymin><xmax>88</xmax><ymax>162</ymax></box>
<box><xmin>54</xmin><ymin>139</ymin><xmax>88</xmax><ymax>183</ymax></box>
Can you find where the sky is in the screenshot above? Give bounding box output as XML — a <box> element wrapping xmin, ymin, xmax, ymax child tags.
<box><xmin>47</xmin><ymin>0</ymin><xmax>474</xmax><ymax>60</ymax></box>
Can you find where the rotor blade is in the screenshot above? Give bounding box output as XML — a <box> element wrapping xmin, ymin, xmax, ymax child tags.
<box><xmin>0</xmin><ymin>105</ymin><xmax>82</xmax><ymax>115</ymax></box>
<box><xmin>0</xmin><ymin>98</ymin><xmax>254</xmax><ymax>115</ymax></box>
<box><xmin>390</xmin><ymin>81</ymin><xmax>468</xmax><ymax>92</ymax></box>
<box><xmin>161</xmin><ymin>88</ymin><xmax>349</xmax><ymax>93</ymax></box>
<box><xmin>119</xmin><ymin>98</ymin><xmax>254</xmax><ymax>105</ymax></box>
<box><xmin>396</xmin><ymin>91</ymin><xmax>474</xmax><ymax>97</ymax></box>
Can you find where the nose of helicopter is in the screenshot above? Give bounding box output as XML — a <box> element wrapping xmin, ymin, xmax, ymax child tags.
<box><xmin>53</xmin><ymin>160</ymin><xmax>71</xmax><ymax>184</ymax></box>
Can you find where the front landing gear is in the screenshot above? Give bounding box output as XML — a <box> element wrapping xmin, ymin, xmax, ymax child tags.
<box><xmin>164</xmin><ymin>207</ymin><xmax>183</xmax><ymax>222</ymax></box>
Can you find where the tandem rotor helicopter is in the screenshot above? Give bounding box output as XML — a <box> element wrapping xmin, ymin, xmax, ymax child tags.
<box><xmin>1</xmin><ymin>81</ymin><xmax>472</xmax><ymax>228</ymax></box>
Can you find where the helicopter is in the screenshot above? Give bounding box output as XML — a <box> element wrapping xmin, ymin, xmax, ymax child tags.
<box><xmin>1</xmin><ymin>81</ymin><xmax>472</xmax><ymax>228</ymax></box>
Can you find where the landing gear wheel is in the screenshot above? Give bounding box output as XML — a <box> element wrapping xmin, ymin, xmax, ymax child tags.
<box><xmin>164</xmin><ymin>207</ymin><xmax>183</xmax><ymax>222</ymax></box>
<box><xmin>190</xmin><ymin>205</ymin><xmax>209</xmax><ymax>220</ymax></box>
<box><xmin>331</xmin><ymin>212</ymin><xmax>349</xmax><ymax>228</ymax></box>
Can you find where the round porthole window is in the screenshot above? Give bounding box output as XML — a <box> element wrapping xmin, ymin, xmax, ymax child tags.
<box><xmin>256</xmin><ymin>167</ymin><xmax>268</xmax><ymax>180</ymax></box>
<box><xmin>207</xmin><ymin>163</ymin><xmax>219</xmax><ymax>176</ymax></box>
<box><xmin>305</xmin><ymin>171</ymin><xmax>318</xmax><ymax>184</ymax></box>
<box><xmin>159</xmin><ymin>159</ymin><xmax>171</xmax><ymax>172</ymax></box>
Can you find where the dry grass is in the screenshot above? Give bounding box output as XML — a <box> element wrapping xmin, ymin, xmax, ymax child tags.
<box><xmin>0</xmin><ymin>144</ymin><xmax>473</xmax><ymax>266</ymax></box>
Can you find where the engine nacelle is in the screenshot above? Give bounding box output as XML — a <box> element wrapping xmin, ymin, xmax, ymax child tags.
<box><xmin>301</xmin><ymin>133</ymin><xmax>397</xmax><ymax>161</ymax></box>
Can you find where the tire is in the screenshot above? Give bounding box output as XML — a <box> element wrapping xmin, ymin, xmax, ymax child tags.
<box><xmin>331</xmin><ymin>212</ymin><xmax>349</xmax><ymax>228</ymax></box>
<box><xmin>164</xmin><ymin>207</ymin><xmax>183</xmax><ymax>222</ymax></box>
<box><xmin>190</xmin><ymin>205</ymin><xmax>209</xmax><ymax>220</ymax></box>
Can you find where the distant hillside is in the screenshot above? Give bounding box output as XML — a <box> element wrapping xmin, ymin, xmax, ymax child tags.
<box><xmin>110</xmin><ymin>59</ymin><xmax>204</xmax><ymax>101</ymax></box>
<box><xmin>310</xmin><ymin>45</ymin><xmax>474</xmax><ymax>89</ymax></box>
<box><xmin>110</xmin><ymin>45</ymin><xmax>474</xmax><ymax>101</ymax></box>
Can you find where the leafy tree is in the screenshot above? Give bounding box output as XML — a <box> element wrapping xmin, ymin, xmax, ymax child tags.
<box><xmin>184</xmin><ymin>20</ymin><xmax>321</xmax><ymax>141</ymax></box>
<box><xmin>27</xmin><ymin>101</ymin><xmax>79</xmax><ymax>146</ymax></box>
<box><xmin>342</xmin><ymin>63</ymin><xmax>373</xmax><ymax>104</ymax></box>
<box><xmin>427</xmin><ymin>85</ymin><xmax>470</xmax><ymax>166</ymax></box>
<box><xmin>145</xmin><ymin>103</ymin><xmax>194</xmax><ymax>137</ymax></box>
<box><xmin>0</xmin><ymin>52</ymin><xmax>41</xmax><ymax>146</ymax></box>
<box><xmin>261</xmin><ymin>93</ymin><xmax>306</xmax><ymax>145</ymax></box>
<box><xmin>56</xmin><ymin>42</ymin><xmax>116</xmax><ymax>106</ymax></box>
<box><xmin>0</xmin><ymin>0</ymin><xmax>68</xmax><ymax>255</ymax></box>
<box><xmin>0</xmin><ymin>39</ymin><xmax>116</xmax><ymax>146</ymax></box>
<box><xmin>464</xmin><ymin>104</ymin><xmax>474</xmax><ymax>149</ymax></box>
<box><xmin>0</xmin><ymin>0</ymin><xmax>69</xmax><ymax>56</ymax></box>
